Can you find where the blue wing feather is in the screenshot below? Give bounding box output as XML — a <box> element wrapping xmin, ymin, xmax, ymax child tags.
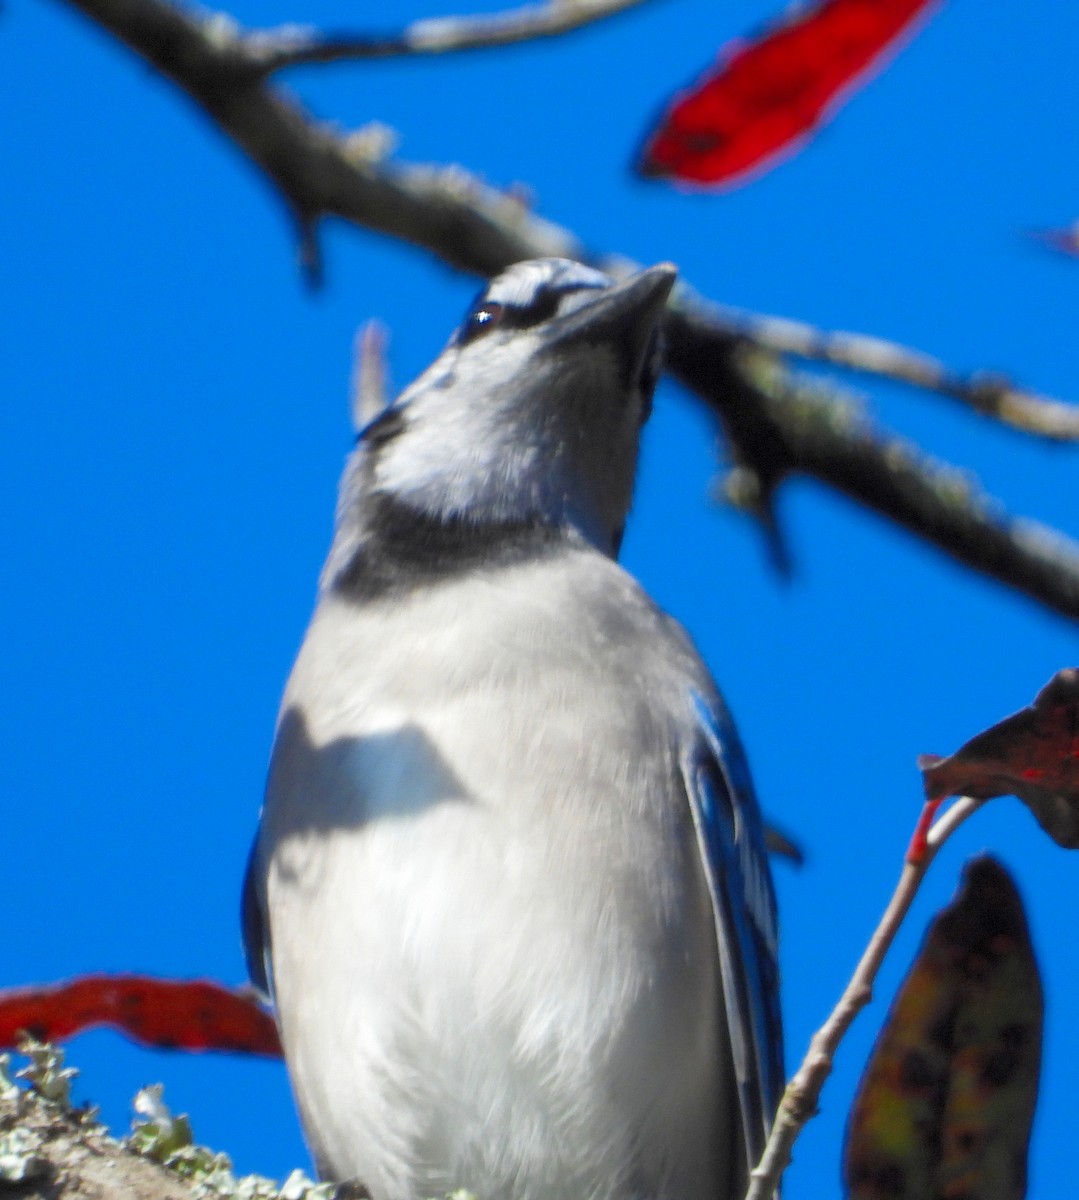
<box><xmin>241</xmin><ymin>835</ymin><xmax>274</xmax><ymax>1002</ymax></box>
<box><xmin>683</xmin><ymin>691</ymin><xmax>783</xmax><ymax>1175</ymax></box>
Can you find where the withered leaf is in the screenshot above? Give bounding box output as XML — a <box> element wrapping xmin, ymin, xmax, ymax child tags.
<box><xmin>920</xmin><ymin>668</ymin><xmax>1079</xmax><ymax>848</ymax></box>
<box><xmin>845</xmin><ymin>856</ymin><xmax>1042</xmax><ymax>1200</ymax></box>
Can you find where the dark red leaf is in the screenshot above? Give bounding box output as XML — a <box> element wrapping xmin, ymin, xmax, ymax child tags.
<box><xmin>638</xmin><ymin>0</ymin><xmax>942</xmax><ymax>188</ymax></box>
<box><xmin>919</xmin><ymin>668</ymin><xmax>1079</xmax><ymax>848</ymax></box>
<box><xmin>845</xmin><ymin>856</ymin><xmax>1042</xmax><ymax>1200</ymax></box>
<box><xmin>0</xmin><ymin>975</ymin><xmax>282</xmax><ymax>1057</ymax></box>
<box><xmin>1029</xmin><ymin>223</ymin><xmax>1079</xmax><ymax>258</ymax></box>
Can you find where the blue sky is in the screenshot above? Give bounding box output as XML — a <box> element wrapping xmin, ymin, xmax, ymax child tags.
<box><xmin>3</xmin><ymin>0</ymin><xmax>1077</xmax><ymax>1195</ymax></box>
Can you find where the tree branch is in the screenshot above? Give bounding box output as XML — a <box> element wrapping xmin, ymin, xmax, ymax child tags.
<box><xmin>54</xmin><ymin>0</ymin><xmax>1079</xmax><ymax>621</ymax></box>
<box><xmin>710</xmin><ymin>306</ymin><xmax>1079</xmax><ymax>441</ymax></box>
<box><xmin>0</xmin><ymin>1067</ymin><xmax>198</xmax><ymax>1200</ymax></box>
<box><xmin>242</xmin><ymin>0</ymin><xmax>652</xmax><ymax>74</ymax></box>
<box><xmin>666</xmin><ymin>310</ymin><xmax>1079</xmax><ymax>621</ymax></box>
<box><xmin>0</xmin><ymin>1048</ymin><xmax>351</xmax><ymax>1200</ymax></box>
<box><xmin>744</xmin><ymin>796</ymin><xmax>985</xmax><ymax>1200</ymax></box>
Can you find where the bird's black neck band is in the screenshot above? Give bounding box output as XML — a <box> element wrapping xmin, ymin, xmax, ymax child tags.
<box><xmin>333</xmin><ymin>494</ymin><xmax>570</xmax><ymax>601</ymax></box>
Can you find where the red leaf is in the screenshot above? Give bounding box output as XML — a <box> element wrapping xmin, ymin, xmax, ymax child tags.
<box><xmin>639</xmin><ymin>0</ymin><xmax>942</xmax><ymax>188</ymax></box>
<box><xmin>919</xmin><ymin>668</ymin><xmax>1079</xmax><ymax>849</ymax></box>
<box><xmin>1029</xmin><ymin>223</ymin><xmax>1079</xmax><ymax>258</ymax></box>
<box><xmin>0</xmin><ymin>975</ymin><xmax>282</xmax><ymax>1057</ymax></box>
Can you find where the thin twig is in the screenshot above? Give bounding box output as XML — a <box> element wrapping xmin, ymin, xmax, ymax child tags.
<box><xmin>744</xmin><ymin>796</ymin><xmax>984</xmax><ymax>1200</ymax></box>
<box><xmin>712</xmin><ymin>307</ymin><xmax>1079</xmax><ymax>441</ymax></box>
<box><xmin>351</xmin><ymin>321</ymin><xmax>390</xmax><ymax>433</ymax></box>
<box><xmin>243</xmin><ymin>0</ymin><xmax>651</xmax><ymax>73</ymax></box>
<box><xmin>52</xmin><ymin>0</ymin><xmax>1079</xmax><ymax>622</ymax></box>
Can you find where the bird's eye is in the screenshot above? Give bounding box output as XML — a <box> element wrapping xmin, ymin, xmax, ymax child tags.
<box><xmin>458</xmin><ymin>301</ymin><xmax>507</xmax><ymax>345</ymax></box>
<box><xmin>456</xmin><ymin>288</ymin><xmax>566</xmax><ymax>347</ymax></box>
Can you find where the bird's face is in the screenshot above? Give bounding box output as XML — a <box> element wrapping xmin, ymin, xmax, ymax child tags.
<box><xmin>365</xmin><ymin>258</ymin><xmax>677</xmax><ymax>555</ymax></box>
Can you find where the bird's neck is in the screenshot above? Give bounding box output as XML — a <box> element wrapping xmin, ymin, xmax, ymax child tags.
<box><xmin>326</xmin><ymin>492</ymin><xmax>579</xmax><ymax>601</ymax></box>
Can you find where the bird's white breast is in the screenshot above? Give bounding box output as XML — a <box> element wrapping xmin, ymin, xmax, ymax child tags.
<box><xmin>261</xmin><ymin>551</ymin><xmax>732</xmax><ymax>1200</ymax></box>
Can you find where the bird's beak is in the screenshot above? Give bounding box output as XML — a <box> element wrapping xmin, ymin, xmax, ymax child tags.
<box><xmin>545</xmin><ymin>263</ymin><xmax>677</xmax><ymax>355</ymax></box>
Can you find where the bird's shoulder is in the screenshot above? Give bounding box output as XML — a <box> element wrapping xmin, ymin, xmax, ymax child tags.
<box><xmin>276</xmin><ymin>536</ymin><xmax>713</xmax><ymax>770</ymax></box>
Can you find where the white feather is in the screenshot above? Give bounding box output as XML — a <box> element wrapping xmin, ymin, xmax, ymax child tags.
<box><xmin>261</xmin><ymin>551</ymin><xmax>735</xmax><ymax>1200</ymax></box>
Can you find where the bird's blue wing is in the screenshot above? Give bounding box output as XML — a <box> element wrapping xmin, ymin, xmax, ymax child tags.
<box><xmin>682</xmin><ymin>690</ymin><xmax>783</xmax><ymax>1175</ymax></box>
<box><xmin>241</xmin><ymin>835</ymin><xmax>274</xmax><ymax>1002</ymax></box>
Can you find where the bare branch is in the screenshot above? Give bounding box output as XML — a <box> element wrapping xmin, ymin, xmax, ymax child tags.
<box><xmin>0</xmin><ymin>1069</ymin><xmax>200</xmax><ymax>1200</ymax></box>
<box><xmin>744</xmin><ymin>796</ymin><xmax>984</xmax><ymax>1200</ymax></box>
<box><xmin>242</xmin><ymin>0</ymin><xmax>652</xmax><ymax>74</ymax></box>
<box><xmin>713</xmin><ymin>306</ymin><xmax>1079</xmax><ymax>441</ymax></box>
<box><xmin>60</xmin><ymin>0</ymin><xmax>582</xmax><ymax>275</ymax></box>
<box><xmin>53</xmin><ymin>0</ymin><xmax>1079</xmax><ymax>622</ymax></box>
<box><xmin>666</xmin><ymin>308</ymin><xmax>1079</xmax><ymax>622</ymax></box>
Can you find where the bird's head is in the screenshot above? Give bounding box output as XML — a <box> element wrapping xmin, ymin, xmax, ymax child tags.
<box><xmin>327</xmin><ymin>258</ymin><xmax>677</xmax><ymax>585</ymax></box>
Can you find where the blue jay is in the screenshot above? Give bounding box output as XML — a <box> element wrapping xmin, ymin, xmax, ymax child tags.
<box><xmin>243</xmin><ymin>259</ymin><xmax>782</xmax><ymax>1200</ymax></box>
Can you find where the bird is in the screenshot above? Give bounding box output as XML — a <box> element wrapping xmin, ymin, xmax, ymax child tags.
<box><xmin>242</xmin><ymin>257</ymin><xmax>783</xmax><ymax>1200</ymax></box>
